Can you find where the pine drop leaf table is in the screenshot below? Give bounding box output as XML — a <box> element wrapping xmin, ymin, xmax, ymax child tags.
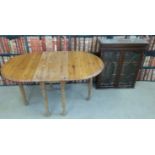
<box><xmin>1</xmin><ymin>51</ymin><xmax>104</xmax><ymax>116</ymax></box>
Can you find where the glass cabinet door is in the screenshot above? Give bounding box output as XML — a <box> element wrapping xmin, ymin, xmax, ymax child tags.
<box><xmin>97</xmin><ymin>51</ymin><xmax>120</xmax><ymax>87</ymax></box>
<box><xmin>118</xmin><ymin>51</ymin><xmax>142</xmax><ymax>87</ymax></box>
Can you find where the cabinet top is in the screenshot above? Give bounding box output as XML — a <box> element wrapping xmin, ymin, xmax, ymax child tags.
<box><xmin>100</xmin><ymin>39</ymin><xmax>148</xmax><ymax>44</ymax></box>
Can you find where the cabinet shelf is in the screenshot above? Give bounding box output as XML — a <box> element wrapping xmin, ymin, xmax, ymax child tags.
<box><xmin>0</xmin><ymin>53</ymin><xmax>20</xmax><ymax>56</ymax></box>
<box><xmin>144</xmin><ymin>51</ymin><xmax>155</xmax><ymax>56</ymax></box>
<box><xmin>142</xmin><ymin>66</ymin><xmax>155</xmax><ymax>69</ymax></box>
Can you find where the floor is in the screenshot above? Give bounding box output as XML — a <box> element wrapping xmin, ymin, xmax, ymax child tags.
<box><xmin>0</xmin><ymin>81</ymin><xmax>155</xmax><ymax>119</ymax></box>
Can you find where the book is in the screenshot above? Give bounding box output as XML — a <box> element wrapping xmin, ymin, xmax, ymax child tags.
<box><xmin>52</xmin><ymin>36</ymin><xmax>57</xmax><ymax>51</ymax></box>
<box><xmin>151</xmin><ymin>69</ymin><xmax>155</xmax><ymax>81</ymax></box>
<box><xmin>76</xmin><ymin>37</ymin><xmax>79</xmax><ymax>51</ymax></box>
<box><xmin>84</xmin><ymin>37</ymin><xmax>89</xmax><ymax>52</ymax></box>
<box><xmin>70</xmin><ymin>36</ymin><xmax>75</xmax><ymax>51</ymax></box>
<box><xmin>88</xmin><ymin>37</ymin><xmax>92</xmax><ymax>52</ymax></box>
<box><xmin>79</xmin><ymin>37</ymin><xmax>84</xmax><ymax>51</ymax></box>
<box><xmin>57</xmin><ymin>36</ymin><xmax>61</xmax><ymax>51</ymax></box>
<box><xmin>63</xmin><ymin>36</ymin><xmax>68</xmax><ymax>51</ymax></box>
<box><xmin>92</xmin><ymin>36</ymin><xmax>97</xmax><ymax>53</ymax></box>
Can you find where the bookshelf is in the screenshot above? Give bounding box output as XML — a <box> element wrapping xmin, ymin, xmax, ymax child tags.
<box><xmin>137</xmin><ymin>36</ymin><xmax>155</xmax><ymax>81</ymax></box>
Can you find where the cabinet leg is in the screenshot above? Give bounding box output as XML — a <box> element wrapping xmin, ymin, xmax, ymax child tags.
<box><xmin>60</xmin><ymin>81</ymin><xmax>66</xmax><ymax>115</ymax></box>
<box><xmin>86</xmin><ymin>78</ymin><xmax>93</xmax><ymax>100</ymax></box>
<box><xmin>19</xmin><ymin>83</ymin><xmax>29</xmax><ymax>105</ymax></box>
<box><xmin>40</xmin><ymin>82</ymin><xmax>51</xmax><ymax>116</ymax></box>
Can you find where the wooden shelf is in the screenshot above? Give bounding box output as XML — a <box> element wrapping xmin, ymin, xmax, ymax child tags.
<box><xmin>142</xmin><ymin>66</ymin><xmax>155</xmax><ymax>69</ymax></box>
<box><xmin>144</xmin><ymin>51</ymin><xmax>155</xmax><ymax>56</ymax></box>
<box><xmin>0</xmin><ymin>53</ymin><xmax>20</xmax><ymax>56</ymax></box>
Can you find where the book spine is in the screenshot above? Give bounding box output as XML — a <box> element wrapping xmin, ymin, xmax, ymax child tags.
<box><xmin>96</xmin><ymin>37</ymin><xmax>100</xmax><ymax>53</ymax></box>
<box><xmin>21</xmin><ymin>37</ymin><xmax>26</xmax><ymax>53</ymax></box>
<box><xmin>149</xmin><ymin>36</ymin><xmax>155</xmax><ymax>51</ymax></box>
<box><xmin>2</xmin><ymin>37</ymin><xmax>7</xmax><ymax>53</ymax></box>
<box><xmin>88</xmin><ymin>37</ymin><xmax>92</xmax><ymax>52</ymax></box>
<box><xmin>60</xmin><ymin>36</ymin><xmax>64</xmax><ymax>51</ymax></box>
<box><xmin>79</xmin><ymin>37</ymin><xmax>84</xmax><ymax>51</ymax></box>
<box><xmin>5</xmin><ymin>38</ymin><xmax>10</xmax><ymax>53</ymax></box>
<box><xmin>46</xmin><ymin>36</ymin><xmax>53</xmax><ymax>51</ymax></box>
<box><xmin>57</xmin><ymin>36</ymin><xmax>61</xmax><ymax>51</ymax></box>
<box><xmin>74</xmin><ymin>36</ymin><xmax>76</xmax><ymax>51</ymax></box>
<box><xmin>151</xmin><ymin>37</ymin><xmax>155</xmax><ymax>50</ymax></box>
<box><xmin>9</xmin><ymin>40</ymin><xmax>13</xmax><ymax>53</ymax></box>
<box><xmin>151</xmin><ymin>70</ymin><xmax>155</xmax><ymax>81</ymax></box>
<box><xmin>18</xmin><ymin>38</ymin><xmax>23</xmax><ymax>54</ymax></box>
<box><xmin>15</xmin><ymin>39</ymin><xmax>20</xmax><ymax>54</ymax></box>
<box><xmin>85</xmin><ymin>37</ymin><xmax>89</xmax><ymax>52</ymax></box>
<box><xmin>76</xmin><ymin>37</ymin><xmax>79</xmax><ymax>51</ymax></box>
<box><xmin>92</xmin><ymin>36</ymin><xmax>97</xmax><ymax>53</ymax></box>
<box><xmin>19</xmin><ymin>37</ymin><xmax>24</xmax><ymax>54</ymax></box>
<box><xmin>24</xmin><ymin>37</ymin><xmax>29</xmax><ymax>53</ymax></box>
<box><xmin>63</xmin><ymin>36</ymin><xmax>68</xmax><ymax>51</ymax></box>
<box><xmin>70</xmin><ymin>36</ymin><xmax>75</xmax><ymax>51</ymax></box>
<box><xmin>0</xmin><ymin>38</ymin><xmax>5</xmax><ymax>53</ymax></box>
<box><xmin>53</xmin><ymin>36</ymin><xmax>57</xmax><ymax>51</ymax></box>
<box><xmin>0</xmin><ymin>43</ymin><xmax>2</xmax><ymax>54</ymax></box>
<box><xmin>140</xmin><ymin>69</ymin><xmax>144</xmax><ymax>80</ymax></box>
<box><xmin>27</xmin><ymin>37</ymin><xmax>32</xmax><ymax>53</ymax></box>
<box><xmin>39</xmin><ymin>38</ymin><xmax>43</xmax><ymax>52</ymax></box>
<box><xmin>68</xmin><ymin>36</ymin><xmax>71</xmax><ymax>51</ymax></box>
<box><xmin>147</xmin><ymin>69</ymin><xmax>152</xmax><ymax>80</ymax></box>
<box><xmin>41</xmin><ymin>36</ymin><xmax>46</xmax><ymax>51</ymax></box>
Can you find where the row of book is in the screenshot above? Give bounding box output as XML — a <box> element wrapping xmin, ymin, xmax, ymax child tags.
<box><xmin>143</xmin><ymin>56</ymin><xmax>155</xmax><ymax>67</ymax></box>
<box><xmin>137</xmin><ymin>69</ymin><xmax>155</xmax><ymax>81</ymax></box>
<box><xmin>0</xmin><ymin>35</ymin><xmax>152</xmax><ymax>54</ymax></box>
<box><xmin>146</xmin><ymin>36</ymin><xmax>155</xmax><ymax>51</ymax></box>
<box><xmin>138</xmin><ymin>36</ymin><xmax>155</xmax><ymax>81</ymax></box>
<box><xmin>0</xmin><ymin>36</ymin><xmax>107</xmax><ymax>54</ymax></box>
<box><xmin>137</xmin><ymin>56</ymin><xmax>155</xmax><ymax>81</ymax></box>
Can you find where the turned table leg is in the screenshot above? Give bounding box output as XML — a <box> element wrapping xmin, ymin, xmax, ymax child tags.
<box><xmin>86</xmin><ymin>78</ymin><xmax>93</xmax><ymax>100</ymax></box>
<box><xmin>40</xmin><ymin>82</ymin><xmax>51</xmax><ymax>116</ymax></box>
<box><xmin>60</xmin><ymin>81</ymin><xmax>66</xmax><ymax>115</ymax></box>
<box><xmin>19</xmin><ymin>83</ymin><xmax>29</xmax><ymax>105</ymax></box>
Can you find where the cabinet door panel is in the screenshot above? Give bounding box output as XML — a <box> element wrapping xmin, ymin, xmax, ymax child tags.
<box><xmin>119</xmin><ymin>75</ymin><xmax>135</xmax><ymax>86</ymax></box>
<box><xmin>124</xmin><ymin>51</ymin><xmax>141</xmax><ymax>62</ymax></box>
<box><xmin>121</xmin><ymin>62</ymin><xmax>139</xmax><ymax>76</ymax></box>
<box><xmin>98</xmin><ymin>62</ymin><xmax>117</xmax><ymax>85</ymax></box>
<box><xmin>101</xmin><ymin>50</ymin><xmax>120</xmax><ymax>61</ymax></box>
<box><xmin>96</xmin><ymin>42</ymin><xmax>147</xmax><ymax>88</ymax></box>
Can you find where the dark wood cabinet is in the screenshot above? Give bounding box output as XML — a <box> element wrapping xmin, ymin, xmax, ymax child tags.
<box><xmin>96</xmin><ymin>39</ymin><xmax>148</xmax><ymax>88</ymax></box>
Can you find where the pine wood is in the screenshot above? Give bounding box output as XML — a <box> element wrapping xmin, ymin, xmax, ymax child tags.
<box><xmin>40</xmin><ymin>82</ymin><xmax>51</xmax><ymax>116</ymax></box>
<box><xmin>60</xmin><ymin>81</ymin><xmax>66</xmax><ymax>115</ymax></box>
<box><xmin>19</xmin><ymin>83</ymin><xmax>29</xmax><ymax>105</ymax></box>
<box><xmin>86</xmin><ymin>78</ymin><xmax>93</xmax><ymax>100</ymax></box>
<box><xmin>1</xmin><ymin>52</ymin><xmax>104</xmax><ymax>82</ymax></box>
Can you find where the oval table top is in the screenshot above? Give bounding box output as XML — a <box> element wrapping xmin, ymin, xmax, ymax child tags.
<box><xmin>1</xmin><ymin>51</ymin><xmax>104</xmax><ymax>82</ymax></box>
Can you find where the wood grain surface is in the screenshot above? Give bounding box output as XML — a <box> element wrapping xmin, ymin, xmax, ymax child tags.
<box><xmin>1</xmin><ymin>51</ymin><xmax>104</xmax><ymax>82</ymax></box>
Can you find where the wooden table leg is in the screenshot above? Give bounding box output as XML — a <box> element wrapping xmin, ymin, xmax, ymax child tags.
<box><xmin>19</xmin><ymin>83</ymin><xmax>29</xmax><ymax>105</ymax></box>
<box><xmin>86</xmin><ymin>78</ymin><xmax>93</xmax><ymax>100</ymax></box>
<box><xmin>40</xmin><ymin>82</ymin><xmax>51</xmax><ymax>116</ymax></box>
<box><xmin>60</xmin><ymin>81</ymin><xmax>66</xmax><ymax>115</ymax></box>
